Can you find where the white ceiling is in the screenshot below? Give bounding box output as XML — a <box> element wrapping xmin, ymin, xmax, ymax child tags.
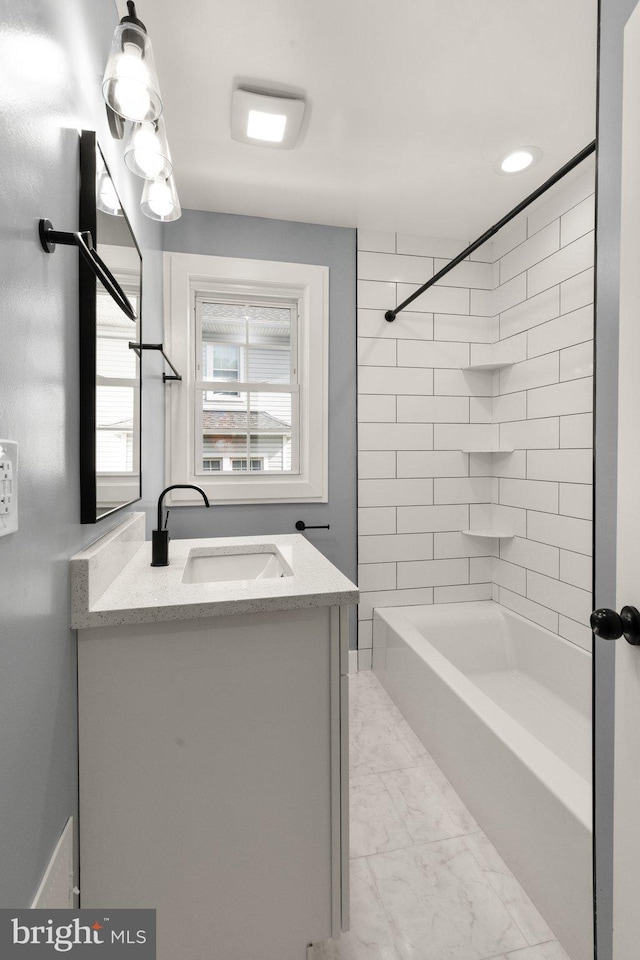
<box><xmin>125</xmin><ymin>0</ymin><xmax>597</xmax><ymax>238</ymax></box>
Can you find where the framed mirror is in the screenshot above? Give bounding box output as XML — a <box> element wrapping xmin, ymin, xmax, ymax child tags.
<box><xmin>79</xmin><ymin>129</ymin><xmax>142</xmax><ymax>523</ymax></box>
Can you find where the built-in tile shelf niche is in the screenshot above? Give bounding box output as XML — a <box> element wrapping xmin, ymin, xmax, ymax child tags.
<box><xmin>462</xmin><ymin>447</ymin><xmax>515</xmax><ymax>453</ymax></box>
<box><xmin>459</xmin><ymin>365</ymin><xmax>517</xmax><ymax>538</ymax></box>
<box><xmin>463</xmin><ymin>339</ymin><xmax>525</xmax><ymax>372</ymax></box>
<box><xmin>462</xmin><ymin>529</ymin><xmax>515</xmax><ymax>540</ymax></box>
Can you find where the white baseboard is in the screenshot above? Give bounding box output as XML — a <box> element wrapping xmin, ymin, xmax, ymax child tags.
<box><xmin>31</xmin><ymin>817</ymin><xmax>75</xmax><ymax>908</ymax></box>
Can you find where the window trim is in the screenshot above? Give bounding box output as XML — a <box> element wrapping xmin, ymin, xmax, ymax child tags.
<box><xmin>163</xmin><ymin>252</ymin><xmax>329</xmax><ymax>505</ymax></box>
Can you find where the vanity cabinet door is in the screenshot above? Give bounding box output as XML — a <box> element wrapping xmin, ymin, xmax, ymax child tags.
<box><xmin>329</xmin><ymin>606</ymin><xmax>350</xmax><ymax>938</ymax></box>
<box><xmin>78</xmin><ymin>606</ymin><xmax>342</xmax><ymax>960</ymax></box>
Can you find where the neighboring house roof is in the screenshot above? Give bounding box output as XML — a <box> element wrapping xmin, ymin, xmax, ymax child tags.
<box><xmin>202</xmin><ymin>410</ymin><xmax>291</xmax><ymax>432</ymax></box>
<box><xmin>98</xmin><ymin>419</ymin><xmax>133</xmax><ymax>429</ymax></box>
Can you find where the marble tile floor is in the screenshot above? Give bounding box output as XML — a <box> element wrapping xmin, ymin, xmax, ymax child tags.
<box><xmin>311</xmin><ymin>669</ymin><xmax>571</xmax><ymax>960</ymax></box>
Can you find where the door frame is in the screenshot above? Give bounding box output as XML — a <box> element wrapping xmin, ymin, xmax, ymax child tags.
<box><xmin>592</xmin><ymin>1</ymin><xmax>640</xmax><ymax>958</ymax></box>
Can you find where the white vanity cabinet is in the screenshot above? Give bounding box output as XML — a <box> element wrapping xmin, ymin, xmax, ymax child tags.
<box><xmin>72</xmin><ymin>518</ymin><xmax>356</xmax><ymax>960</ymax></box>
<box><xmin>78</xmin><ymin>606</ymin><xmax>350</xmax><ymax>960</ymax></box>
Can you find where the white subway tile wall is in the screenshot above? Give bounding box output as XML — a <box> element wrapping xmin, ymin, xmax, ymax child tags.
<box><xmin>357</xmin><ymin>230</ymin><xmax>493</xmax><ymax>648</ymax></box>
<box><xmin>493</xmin><ymin>162</ymin><xmax>594</xmax><ymax>651</ymax></box>
<box><xmin>357</xmin><ymin>158</ymin><xmax>594</xmax><ymax>658</ymax></box>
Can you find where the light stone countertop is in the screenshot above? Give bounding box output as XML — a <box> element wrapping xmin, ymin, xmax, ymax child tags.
<box><xmin>71</xmin><ymin>518</ymin><xmax>358</xmax><ymax>629</ymax></box>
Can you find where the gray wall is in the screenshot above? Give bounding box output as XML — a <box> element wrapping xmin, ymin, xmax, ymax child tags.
<box><xmin>594</xmin><ymin>0</ymin><xmax>639</xmax><ymax>956</ymax></box>
<box><xmin>162</xmin><ymin>210</ymin><xmax>358</xmax><ymax>624</ymax></box>
<box><xmin>0</xmin><ymin>0</ymin><xmax>163</xmax><ymax>907</ymax></box>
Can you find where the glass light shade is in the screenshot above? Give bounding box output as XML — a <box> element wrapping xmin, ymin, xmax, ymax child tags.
<box><xmin>140</xmin><ymin>175</ymin><xmax>181</xmax><ymax>222</ymax></box>
<box><xmin>96</xmin><ymin>169</ymin><xmax>123</xmax><ymax>216</ymax></box>
<box><xmin>124</xmin><ymin>117</ymin><xmax>172</xmax><ymax>180</ymax></box>
<box><xmin>102</xmin><ymin>21</ymin><xmax>162</xmax><ymax>123</ymax></box>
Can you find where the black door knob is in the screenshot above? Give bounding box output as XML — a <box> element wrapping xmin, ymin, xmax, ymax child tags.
<box><xmin>590</xmin><ymin>606</ymin><xmax>640</xmax><ymax>645</ymax></box>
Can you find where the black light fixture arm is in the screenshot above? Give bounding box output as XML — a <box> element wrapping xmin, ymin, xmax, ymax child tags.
<box><xmin>384</xmin><ymin>140</ymin><xmax>596</xmax><ymax>322</ymax></box>
<box><xmin>39</xmin><ymin>219</ymin><xmax>137</xmax><ymax>322</ymax></box>
<box><xmin>122</xmin><ymin>2</ymin><xmax>147</xmax><ymax>33</ymax></box>
<box><xmin>129</xmin><ymin>342</ymin><xmax>182</xmax><ymax>382</ymax></box>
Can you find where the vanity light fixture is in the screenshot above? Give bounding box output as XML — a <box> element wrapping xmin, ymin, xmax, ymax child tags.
<box><xmin>231</xmin><ymin>87</ymin><xmax>306</xmax><ymax>149</ymax></box>
<box><xmin>124</xmin><ymin>115</ymin><xmax>172</xmax><ymax>180</ymax></box>
<box><xmin>496</xmin><ymin>146</ymin><xmax>543</xmax><ymax>175</ymax></box>
<box><xmin>140</xmin><ymin>174</ymin><xmax>181</xmax><ymax>221</ymax></box>
<box><xmin>102</xmin><ymin>3</ymin><xmax>182</xmax><ymax>221</ymax></box>
<box><xmin>102</xmin><ymin>2</ymin><xmax>162</xmax><ymax>123</ymax></box>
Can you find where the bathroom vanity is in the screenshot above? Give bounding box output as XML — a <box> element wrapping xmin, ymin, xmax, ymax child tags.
<box><xmin>71</xmin><ymin>513</ymin><xmax>357</xmax><ymax>960</ymax></box>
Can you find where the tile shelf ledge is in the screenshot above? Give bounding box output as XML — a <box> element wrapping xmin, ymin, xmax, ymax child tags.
<box><xmin>461</xmin><ymin>529</ymin><xmax>515</xmax><ymax>539</ymax></box>
<box><xmin>462</xmin><ymin>447</ymin><xmax>515</xmax><ymax>454</ymax></box>
<box><xmin>464</xmin><ymin>361</ymin><xmax>514</xmax><ymax>371</ymax></box>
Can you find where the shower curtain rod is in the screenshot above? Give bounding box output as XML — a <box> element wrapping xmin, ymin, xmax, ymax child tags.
<box><xmin>384</xmin><ymin>140</ymin><xmax>596</xmax><ymax>322</ymax></box>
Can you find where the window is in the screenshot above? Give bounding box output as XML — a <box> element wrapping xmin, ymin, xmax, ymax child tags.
<box><xmin>232</xmin><ymin>459</ymin><xmax>264</xmax><ymax>472</ymax></box>
<box><xmin>164</xmin><ymin>252</ymin><xmax>328</xmax><ymax>504</ymax></box>
<box><xmin>197</xmin><ymin>297</ymin><xmax>296</xmax><ymax>476</ymax></box>
<box><xmin>203</xmin><ymin>343</ymin><xmax>240</xmax><ymax>398</ymax></box>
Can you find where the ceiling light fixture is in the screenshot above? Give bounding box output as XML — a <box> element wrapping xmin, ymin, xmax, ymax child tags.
<box><xmin>496</xmin><ymin>146</ymin><xmax>543</xmax><ymax>175</ymax></box>
<box><xmin>247</xmin><ymin>110</ymin><xmax>288</xmax><ymax>143</ymax></box>
<box><xmin>231</xmin><ymin>87</ymin><xmax>305</xmax><ymax>149</ymax></box>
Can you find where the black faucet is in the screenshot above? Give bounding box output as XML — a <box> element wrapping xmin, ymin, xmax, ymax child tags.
<box><xmin>151</xmin><ymin>484</ymin><xmax>210</xmax><ymax>566</ymax></box>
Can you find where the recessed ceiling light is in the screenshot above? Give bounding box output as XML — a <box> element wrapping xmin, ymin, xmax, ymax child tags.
<box><xmin>495</xmin><ymin>146</ymin><xmax>543</xmax><ymax>175</ymax></box>
<box><xmin>231</xmin><ymin>87</ymin><xmax>306</xmax><ymax>149</ymax></box>
<box><xmin>502</xmin><ymin>150</ymin><xmax>534</xmax><ymax>172</ymax></box>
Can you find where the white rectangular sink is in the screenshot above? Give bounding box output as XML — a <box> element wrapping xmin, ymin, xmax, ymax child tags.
<box><xmin>182</xmin><ymin>546</ymin><xmax>293</xmax><ymax>584</ymax></box>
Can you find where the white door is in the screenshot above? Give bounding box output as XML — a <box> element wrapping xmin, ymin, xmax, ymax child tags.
<box><xmin>599</xmin><ymin>4</ymin><xmax>640</xmax><ymax>955</ymax></box>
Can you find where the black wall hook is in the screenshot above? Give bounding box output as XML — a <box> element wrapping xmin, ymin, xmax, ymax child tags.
<box><xmin>39</xmin><ymin>218</ymin><xmax>136</xmax><ymax>322</ymax></box>
<box><xmin>295</xmin><ymin>521</ymin><xmax>330</xmax><ymax>531</ymax></box>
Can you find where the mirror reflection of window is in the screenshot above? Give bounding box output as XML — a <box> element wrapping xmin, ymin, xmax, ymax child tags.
<box><xmin>93</xmin><ymin>203</ymin><xmax>142</xmax><ymax>517</ymax></box>
<box><xmin>96</xmin><ymin>284</ymin><xmax>140</xmax><ymax>476</ymax></box>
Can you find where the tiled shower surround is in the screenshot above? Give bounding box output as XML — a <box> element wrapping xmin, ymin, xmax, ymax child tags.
<box><xmin>357</xmin><ymin>159</ymin><xmax>594</xmax><ymax>666</ymax></box>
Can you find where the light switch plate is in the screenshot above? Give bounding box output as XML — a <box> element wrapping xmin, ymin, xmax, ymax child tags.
<box><xmin>0</xmin><ymin>440</ymin><xmax>18</xmax><ymax>537</ymax></box>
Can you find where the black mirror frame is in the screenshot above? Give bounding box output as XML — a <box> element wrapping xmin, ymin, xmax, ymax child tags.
<box><xmin>79</xmin><ymin>129</ymin><xmax>143</xmax><ymax>523</ymax></box>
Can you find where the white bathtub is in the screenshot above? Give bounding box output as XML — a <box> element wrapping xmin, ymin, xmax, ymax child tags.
<box><xmin>372</xmin><ymin>600</ymin><xmax>592</xmax><ymax>960</ymax></box>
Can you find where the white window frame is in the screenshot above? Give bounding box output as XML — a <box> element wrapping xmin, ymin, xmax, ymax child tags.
<box><xmin>163</xmin><ymin>252</ymin><xmax>329</xmax><ymax>505</ymax></box>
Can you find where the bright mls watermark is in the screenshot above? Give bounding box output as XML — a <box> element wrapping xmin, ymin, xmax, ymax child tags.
<box><xmin>0</xmin><ymin>910</ymin><xmax>155</xmax><ymax>958</ymax></box>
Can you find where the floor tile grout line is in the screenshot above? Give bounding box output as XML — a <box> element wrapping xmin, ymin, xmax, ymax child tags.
<box><xmin>352</xmin><ymin>825</ymin><xmax>484</xmax><ymax>860</ymax></box>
